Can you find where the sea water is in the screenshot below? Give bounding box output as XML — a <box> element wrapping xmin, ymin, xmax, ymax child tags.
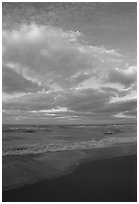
<box><xmin>2</xmin><ymin>124</ymin><xmax>137</xmax><ymax>156</ymax></box>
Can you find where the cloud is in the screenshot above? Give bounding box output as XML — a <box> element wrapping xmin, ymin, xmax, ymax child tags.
<box><xmin>3</xmin><ymin>87</ymin><xmax>137</xmax><ymax>123</ymax></box>
<box><xmin>106</xmin><ymin>66</ymin><xmax>137</xmax><ymax>88</ymax></box>
<box><xmin>100</xmin><ymin>86</ymin><xmax>136</xmax><ymax>101</ymax></box>
<box><xmin>95</xmin><ymin>97</ymin><xmax>137</xmax><ymax>116</ymax></box>
<box><xmin>3</xmin><ymin>23</ymin><xmax>125</xmax><ymax>91</ymax></box>
<box><xmin>114</xmin><ymin>110</ymin><xmax>136</xmax><ymax>119</ymax></box>
<box><xmin>2</xmin><ymin>23</ymin><xmax>137</xmax><ymax>123</ymax></box>
<box><xmin>2</xmin><ymin>66</ymin><xmax>42</xmax><ymax>93</ymax></box>
<box><xmin>2</xmin><ymin>88</ymin><xmax>114</xmax><ymax>114</ymax></box>
<box><xmin>60</xmin><ymin>88</ymin><xmax>115</xmax><ymax>112</ymax></box>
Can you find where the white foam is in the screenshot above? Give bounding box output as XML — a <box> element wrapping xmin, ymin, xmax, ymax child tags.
<box><xmin>2</xmin><ymin>136</ymin><xmax>137</xmax><ymax>156</ymax></box>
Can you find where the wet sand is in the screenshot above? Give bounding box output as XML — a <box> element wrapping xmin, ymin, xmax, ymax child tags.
<box><xmin>3</xmin><ymin>143</ymin><xmax>137</xmax><ymax>202</ymax></box>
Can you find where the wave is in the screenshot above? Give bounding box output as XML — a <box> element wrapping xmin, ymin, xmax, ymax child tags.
<box><xmin>2</xmin><ymin>136</ymin><xmax>137</xmax><ymax>157</ymax></box>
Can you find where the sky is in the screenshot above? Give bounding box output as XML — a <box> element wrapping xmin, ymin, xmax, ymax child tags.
<box><xmin>2</xmin><ymin>2</ymin><xmax>137</xmax><ymax>124</ymax></box>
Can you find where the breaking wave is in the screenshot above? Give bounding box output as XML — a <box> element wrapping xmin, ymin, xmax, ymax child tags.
<box><xmin>3</xmin><ymin>136</ymin><xmax>137</xmax><ymax>156</ymax></box>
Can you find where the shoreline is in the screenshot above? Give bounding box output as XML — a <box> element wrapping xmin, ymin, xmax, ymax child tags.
<box><xmin>2</xmin><ymin>143</ymin><xmax>137</xmax><ymax>190</ymax></box>
<box><xmin>3</xmin><ymin>142</ymin><xmax>137</xmax><ymax>191</ymax></box>
<box><xmin>3</xmin><ymin>153</ymin><xmax>137</xmax><ymax>202</ymax></box>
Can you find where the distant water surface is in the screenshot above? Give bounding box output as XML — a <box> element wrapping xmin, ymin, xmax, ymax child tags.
<box><xmin>3</xmin><ymin>124</ymin><xmax>137</xmax><ymax>156</ymax></box>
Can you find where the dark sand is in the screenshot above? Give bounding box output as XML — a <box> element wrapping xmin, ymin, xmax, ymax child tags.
<box><xmin>3</xmin><ymin>143</ymin><xmax>137</xmax><ymax>202</ymax></box>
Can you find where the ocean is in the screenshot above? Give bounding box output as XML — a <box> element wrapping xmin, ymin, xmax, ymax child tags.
<box><xmin>3</xmin><ymin>124</ymin><xmax>137</xmax><ymax>156</ymax></box>
<box><xmin>2</xmin><ymin>124</ymin><xmax>137</xmax><ymax>201</ymax></box>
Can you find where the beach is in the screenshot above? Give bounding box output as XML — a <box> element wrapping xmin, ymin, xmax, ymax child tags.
<box><xmin>2</xmin><ymin>2</ymin><xmax>137</xmax><ymax>202</ymax></box>
<box><xmin>3</xmin><ymin>142</ymin><xmax>137</xmax><ymax>202</ymax></box>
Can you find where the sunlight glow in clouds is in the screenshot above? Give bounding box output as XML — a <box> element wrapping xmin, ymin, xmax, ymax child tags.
<box><xmin>30</xmin><ymin>107</ymin><xmax>68</xmax><ymax>113</ymax></box>
<box><xmin>114</xmin><ymin>112</ymin><xmax>136</xmax><ymax>119</ymax></box>
<box><xmin>3</xmin><ymin>23</ymin><xmax>126</xmax><ymax>91</ymax></box>
<box><xmin>2</xmin><ymin>3</ymin><xmax>137</xmax><ymax>124</ymax></box>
